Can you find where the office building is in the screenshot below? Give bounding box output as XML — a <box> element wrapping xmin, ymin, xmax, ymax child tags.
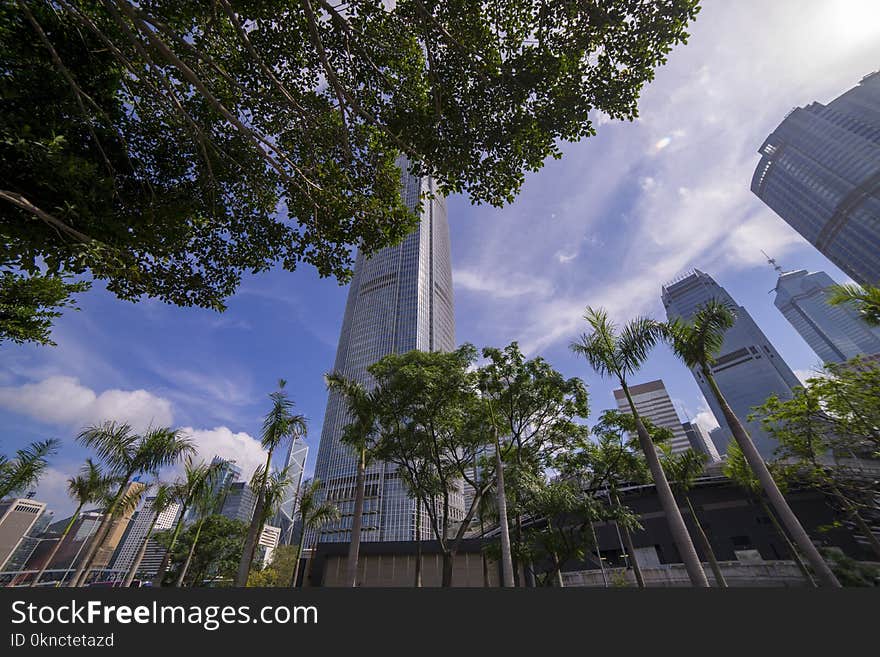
<box><xmin>770</xmin><ymin>264</ymin><xmax>880</xmax><ymax>363</ymax></box>
<box><xmin>751</xmin><ymin>71</ymin><xmax>880</xmax><ymax>286</ymax></box>
<box><xmin>111</xmin><ymin>496</ymin><xmax>181</xmax><ymax>578</ymax></box>
<box><xmin>220</xmin><ymin>482</ymin><xmax>257</xmax><ymax>524</ymax></box>
<box><xmin>257</xmin><ymin>524</ymin><xmax>281</xmax><ymax>568</ymax></box>
<box><xmin>274</xmin><ymin>437</ymin><xmax>308</xmax><ymax>545</ymax></box>
<box><xmin>0</xmin><ymin>498</ymin><xmax>47</xmax><ymax>571</ymax></box>
<box><xmin>613</xmin><ymin>380</ymin><xmax>692</xmax><ymax>455</ymax></box>
<box><xmin>662</xmin><ymin>270</ymin><xmax>801</xmax><ymax>459</ymax></box>
<box><xmin>312</xmin><ymin>155</ymin><xmax>458</xmax><ymax>543</ymax></box>
<box><xmin>681</xmin><ymin>421</ymin><xmax>721</xmax><ymax>461</ymax></box>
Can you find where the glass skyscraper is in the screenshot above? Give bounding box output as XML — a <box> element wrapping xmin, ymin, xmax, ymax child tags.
<box><xmin>662</xmin><ymin>270</ymin><xmax>801</xmax><ymax>459</ymax></box>
<box><xmin>772</xmin><ymin>267</ymin><xmax>880</xmax><ymax>364</ymax></box>
<box><xmin>311</xmin><ymin>156</ymin><xmax>457</xmax><ymax>544</ymax></box>
<box><xmin>751</xmin><ymin>71</ymin><xmax>880</xmax><ymax>287</ymax></box>
<box><xmin>273</xmin><ymin>437</ymin><xmax>308</xmax><ymax>545</ymax></box>
<box><xmin>613</xmin><ymin>379</ymin><xmax>692</xmax><ymax>455</ymax></box>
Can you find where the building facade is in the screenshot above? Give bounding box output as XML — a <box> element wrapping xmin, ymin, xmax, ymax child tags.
<box><xmin>681</xmin><ymin>421</ymin><xmax>722</xmax><ymax>461</ymax></box>
<box><xmin>751</xmin><ymin>71</ymin><xmax>880</xmax><ymax>287</ymax></box>
<box><xmin>312</xmin><ymin>156</ymin><xmax>457</xmax><ymax>544</ymax></box>
<box><xmin>220</xmin><ymin>482</ymin><xmax>256</xmax><ymax>525</ymax></box>
<box><xmin>274</xmin><ymin>437</ymin><xmax>308</xmax><ymax>545</ymax></box>
<box><xmin>0</xmin><ymin>498</ymin><xmax>47</xmax><ymax>571</ymax></box>
<box><xmin>111</xmin><ymin>496</ymin><xmax>181</xmax><ymax>578</ymax></box>
<box><xmin>772</xmin><ymin>267</ymin><xmax>880</xmax><ymax>363</ymax></box>
<box><xmin>662</xmin><ymin>270</ymin><xmax>801</xmax><ymax>459</ymax></box>
<box><xmin>613</xmin><ymin>380</ymin><xmax>692</xmax><ymax>455</ymax></box>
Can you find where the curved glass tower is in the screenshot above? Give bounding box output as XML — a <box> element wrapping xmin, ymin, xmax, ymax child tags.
<box><xmin>311</xmin><ymin>157</ymin><xmax>457</xmax><ymax>543</ymax></box>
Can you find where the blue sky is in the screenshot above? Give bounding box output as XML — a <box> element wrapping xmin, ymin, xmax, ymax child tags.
<box><xmin>2</xmin><ymin>0</ymin><xmax>879</xmax><ymax>518</ymax></box>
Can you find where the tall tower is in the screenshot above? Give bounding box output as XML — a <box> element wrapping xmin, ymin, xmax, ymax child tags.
<box><xmin>612</xmin><ymin>380</ymin><xmax>692</xmax><ymax>455</ymax></box>
<box><xmin>312</xmin><ymin>156</ymin><xmax>455</xmax><ymax>543</ymax></box>
<box><xmin>274</xmin><ymin>437</ymin><xmax>308</xmax><ymax>545</ymax></box>
<box><xmin>661</xmin><ymin>270</ymin><xmax>801</xmax><ymax>459</ymax></box>
<box><xmin>751</xmin><ymin>71</ymin><xmax>880</xmax><ymax>287</ymax></box>
<box><xmin>768</xmin><ymin>258</ymin><xmax>880</xmax><ymax>364</ymax></box>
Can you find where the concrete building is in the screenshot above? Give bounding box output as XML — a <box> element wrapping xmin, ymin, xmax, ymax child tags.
<box><xmin>0</xmin><ymin>498</ymin><xmax>47</xmax><ymax>570</ymax></box>
<box><xmin>662</xmin><ymin>269</ymin><xmax>801</xmax><ymax>459</ymax></box>
<box><xmin>751</xmin><ymin>71</ymin><xmax>880</xmax><ymax>287</ymax></box>
<box><xmin>771</xmin><ymin>265</ymin><xmax>880</xmax><ymax>363</ymax></box>
<box><xmin>111</xmin><ymin>496</ymin><xmax>181</xmax><ymax>578</ymax></box>
<box><xmin>312</xmin><ymin>155</ymin><xmax>458</xmax><ymax>544</ymax></box>
<box><xmin>257</xmin><ymin>524</ymin><xmax>282</xmax><ymax>568</ymax></box>
<box><xmin>613</xmin><ymin>380</ymin><xmax>692</xmax><ymax>455</ymax></box>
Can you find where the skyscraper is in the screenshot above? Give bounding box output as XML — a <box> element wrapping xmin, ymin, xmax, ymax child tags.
<box><xmin>274</xmin><ymin>437</ymin><xmax>308</xmax><ymax>545</ymax></box>
<box><xmin>220</xmin><ymin>482</ymin><xmax>256</xmax><ymax>524</ymax></box>
<box><xmin>681</xmin><ymin>421</ymin><xmax>721</xmax><ymax>461</ymax></box>
<box><xmin>0</xmin><ymin>498</ymin><xmax>47</xmax><ymax>571</ymax></box>
<box><xmin>312</xmin><ymin>156</ymin><xmax>456</xmax><ymax>543</ymax></box>
<box><xmin>770</xmin><ymin>265</ymin><xmax>880</xmax><ymax>364</ymax></box>
<box><xmin>111</xmin><ymin>496</ymin><xmax>181</xmax><ymax>578</ymax></box>
<box><xmin>751</xmin><ymin>71</ymin><xmax>880</xmax><ymax>287</ymax></box>
<box><xmin>184</xmin><ymin>455</ymin><xmax>241</xmax><ymax>526</ymax></box>
<box><xmin>662</xmin><ymin>270</ymin><xmax>801</xmax><ymax>459</ymax></box>
<box><xmin>612</xmin><ymin>380</ymin><xmax>692</xmax><ymax>455</ymax></box>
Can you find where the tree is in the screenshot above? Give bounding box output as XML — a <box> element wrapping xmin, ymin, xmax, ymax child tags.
<box><xmin>827</xmin><ymin>283</ymin><xmax>880</xmax><ymax>327</ymax></box>
<box><xmin>0</xmin><ymin>270</ymin><xmax>89</xmax><ymax>346</ymax></box>
<box><xmin>175</xmin><ymin>481</ymin><xmax>229</xmax><ymax>587</ymax></box>
<box><xmin>70</xmin><ymin>422</ymin><xmax>193</xmax><ymax>587</ymax></box>
<box><xmin>122</xmin><ymin>482</ymin><xmax>174</xmax><ymax>587</ymax></box>
<box><xmin>665</xmin><ymin>299</ymin><xmax>841</xmax><ymax>587</ymax></box>
<box><xmin>0</xmin><ymin>438</ymin><xmax>59</xmax><ymax>499</ymax></box>
<box><xmin>31</xmin><ymin>458</ymin><xmax>112</xmax><ymax>586</ymax></box>
<box><xmin>369</xmin><ymin>346</ymin><xmax>496</xmax><ymax>587</ymax></box>
<box><xmin>751</xmin><ymin>383</ymin><xmax>880</xmax><ymax>560</ymax></box>
<box><xmin>290</xmin><ymin>478</ymin><xmax>340</xmax><ymax>588</ymax></box>
<box><xmin>571</xmin><ymin>307</ymin><xmax>710</xmax><ymax>587</ymax></box>
<box><xmin>235</xmin><ymin>380</ymin><xmax>307</xmax><ymax>586</ymax></box>
<box><xmin>477</xmin><ymin>342</ymin><xmax>589</xmax><ymax>587</ymax></box>
<box><xmin>661</xmin><ymin>448</ymin><xmax>727</xmax><ymax>587</ymax></box>
<box><xmin>247</xmin><ymin>545</ymin><xmax>299</xmax><ymax>587</ymax></box>
<box><xmin>325</xmin><ymin>372</ymin><xmax>381</xmax><ymax>588</ymax></box>
<box><xmin>2</xmin><ymin>1</ymin><xmax>700</xmax><ymax>335</ymax></box>
<box><xmin>155</xmin><ymin>515</ymin><xmax>247</xmax><ymax>587</ymax></box>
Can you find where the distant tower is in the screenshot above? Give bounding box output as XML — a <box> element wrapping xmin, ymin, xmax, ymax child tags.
<box><xmin>111</xmin><ymin>496</ymin><xmax>181</xmax><ymax>578</ymax></box>
<box><xmin>662</xmin><ymin>269</ymin><xmax>801</xmax><ymax>459</ymax></box>
<box><xmin>765</xmin><ymin>255</ymin><xmax>880</xmax><ymax>363</ymax></box>
<box><xmin>613</xmin><ymin>380</ymin><xmax>692</xmax><ymax>455</ymax></box>
<box><xmin>751</xmin><ymin>71</ymin><xmax>880</xmax><ymax>287</ymax></box>
<box><xmin>274</xmin><ymin>437</ymin><xmax>308</xmax><ymax>545</ymax></box>
<box><xmin>681</xmin><ymin>421</ymin><xmax>721</xmax><ymax>461</ymax></box>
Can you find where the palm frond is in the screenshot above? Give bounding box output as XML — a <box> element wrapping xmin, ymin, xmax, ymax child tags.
<box><xmin>827</xmin><ymin>283</ymin><xmax>880</xmax><ymax>326</ymax></box>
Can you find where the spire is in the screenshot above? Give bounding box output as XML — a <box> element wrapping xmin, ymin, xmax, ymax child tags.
<box><xmin>761</xmin><ymin>250</ymin><xmax>783</xmax><ymax>274</ymax></box>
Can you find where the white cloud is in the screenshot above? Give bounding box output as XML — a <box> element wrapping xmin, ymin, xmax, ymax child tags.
<box><xmin>455</xmin><ymin>269</ymin><xmax>554</xmax><ymax>299</ymax></box>
<box><xmin>177</xmin><ymin>426</ymin><xmax>267</xmax><ymax>482</ymax></box>
<box><xmin>0</xmin><ymin>376</ymin><xmax>173</xmax><ymax>432</ymax></box>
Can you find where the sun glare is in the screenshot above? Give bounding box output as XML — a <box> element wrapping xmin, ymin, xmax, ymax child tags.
<box><xmin>826</xmin><ymin>0</ymin><xmax>880</xmax><ymax>45</ymax></box>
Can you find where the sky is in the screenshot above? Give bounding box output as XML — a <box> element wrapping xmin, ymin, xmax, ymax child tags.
<box><xmin>2</xmin><ymin>0</ymin><xmax>880</xmax><ymax>519</ymax></box>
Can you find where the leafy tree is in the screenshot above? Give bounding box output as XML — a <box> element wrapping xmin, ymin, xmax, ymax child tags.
<box><xmin>665</xmin><ymin>299</ymin><xmax>841</xmax><ymax>587</ymax></box>
<box><xmin>175</xmin><ymin>482</ymin><xmax>228</xmax><ymax>587</ymax></box>
<box><xmin>31</xmin><ymin>458</ymin><xmax>112</xmax><ymax>586</ymax></box>
<box><xmin>827</xmin><ymin>284</ymin><xmax>880</xmax><ymax>327</ymax></box>
<box><xmin>1</xmin><ymin>1</ymin><xmax>700</xmax><ymax>334</ymax></box>
<box><xmin>0</xmin><ymin>437</ymin><xmax>59</xmax><ymax>499</ymax></box>
<box><xmin>236</xmin><ymin>380</ymin><xmax>307</xmax><ymax>586</ymax></box>
<box><xmin>370</xmin><ymin>345</ymin><xmax>495</xmax><ymax>587</ymax></box>
<box><xmin>155</xmin><ymin>515</ymin><xmax>247</xmax><ymax>587</ymax></box>
<box><xmin>571</xmin><ymin>307</ymin><xmax>709</xmax><ymax>587</ymax></box>
<box><xmin>324</xmin><ymin>372</ymin><xmax>381</xmax><ymax>588</ymax></box>
<box><xmin>290</xmin><ymin>478</ymin><xmax>340</xmax><ymax>587</ymax></box>
<box><xmin>248</xmin><ymin>545</ymin><xmax>299</xmax><ymax>587</ymax></box>
<box><xmin>477</xmin><ymin>342</ymin><xmax>589</xmax><ymax>587</ymax></box>
<box><xmin>0</xmin><ymin>271</ymin><xmax>89</xmax><ymax>346</ymax></box>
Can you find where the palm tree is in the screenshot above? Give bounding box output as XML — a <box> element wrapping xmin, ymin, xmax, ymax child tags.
<box><xmin>571</xmin><ymin>307</ymin><xmax>710</xmax><ymax>587</ymax></box>
<box><xmin>665</xmin><ymin>299</ymin><xmax>841</xmax><ymax>587</ymax></box>
<box><xmin>325</xmin><ymin>372</ymin><xmax>380</xmax><ymax>588</ymax></box>
<box><xmin>662</xmin><ymin>449</ymin><xmax>727</xmax><ymax>587</ymax></box>
<box><xmin>70</xmin><ymin>422</ymin><xmax>193</xmax><ymax>587</ymax></box>
<box><xmin>152</xmin><ymin>456</ymin><xmax>218</xmax><ymax>587</ymax></box>
<box><xmin>0</xmin><ymin>438</ymin><xmax>60</xmax><ymax>500</ymax></box>
<box><xmin>122</xmin><ymin>482</ymin><xmax>175</xmax><ymax>587</ymax></box>
<box><xmin>827</xmin><ymin>283</ymin><xmax>880</xmax><ymax>326</ymax></box>
<box><xmin>31</xmin><ymin>459</ymin><xmax>112</xmax><ymax>586</ymax></box>
<box><xmin>290</xmin><ymin>478</ymin><xmax>339</xmax><ymax>588</ymax></box>
<box><xmin>175</xmin><ymin>481</ymin><xmax>228</xmax><ymax>587</ymax></box>
<box><xmin>235</xmin><ymin>380</ymin><xmax>307</xmax><ymax>586</ymax></box>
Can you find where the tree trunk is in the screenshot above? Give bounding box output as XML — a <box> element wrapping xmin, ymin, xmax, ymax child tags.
<box><xmin>303</xmin><ymin>538</ymin><xmax>318</xmax><ymax>587</ymax></box>
<box><xmin>152</xmin><ymin>503</ymin><xmax>188</xmax><ymax>587</ymax></box>
<box><xmin>588</xmin><ymin>519</ymin><xmax>608</xmax><ymax>588</ymax></box>
<box><xmin>621</xmin><ymin>383</ymin><xmax>709</xmax><ymax>587</ymax></box>
<box><xmin>684</xmin><ymin>494</ymin><xmax>727</xmax><ymax>587</ymax></box>
<box><xmin>441</xmin><ymin>550</ymin><xmax>454</xmax><ymax>587</ymax></box>
<box><xmin>493</xmin><ymin>427</ymin><xmax>514</xmax><ymax>587</ymax></box>
<box><xmin>829</xmin><ymin>484</ymin><xmax>880</xmax><ymax>560</ymax></box>
<box><xmin>704</xmin><ymin>370</ymin><xmax>840</xmax><ymax>587</ymax></box>
<box><xmin>32</xmin><ymin>503</ymin><xmax>82</xmax><ymax>586</ymax></box>
<box><xmin>175</xmin><ymin>518</ymin><xmax>204</xmax><ymax>587</ymax></box>
<box><xmin>414</xmin><ymin>503</ymin><xmax>423</xmax><ymax>588</ymax></box>
<box><xmin>69</xmin><ymin>478</ymin><xmax>130</xmax><ymax>587</ymax></box>
<box><xmin>123</xmin><ymin>515</ymin><xmax>158</xmax><ymax>587</ymax></box>
<box><xmin>290</xmin><ymin>524</ymin><xmax>307</xmax><ymax>588</ymax></box>
<box><xmin>235</xmin><ymin>450</ymin><xmax>272</xmax><ymax>586</ymax></box>
<box><xmin>613</xmin><ymin>491</ymin><xmax>646</xmax><ymax>588</ymax></box>
<box><xmin>345</xmin><ymin>448</ymin><xmax>367</xmax><ymax>587</ymax></box>
<box><xmin>760</xmin><ymin>498</ymin><xmax>816</xmax><ymax>587</ymax></box>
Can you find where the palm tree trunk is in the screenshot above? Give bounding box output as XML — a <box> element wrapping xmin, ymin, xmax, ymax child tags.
<box><xmin>704</xmin><ymin>370</ymin><xmax>840</xmax><ymax>587</ymax></box>
<box><xmin>621</xmin><ymin>383</ymin><xmax>709</xmax><ymax>587</ymax></box>
<box><xmin>684</xmin><ymin>494</ymin><xmax>727</xmax><ymax>587</ymax></box>
<box><xmin>303</xmin><ymin>537</ymin><xmax>319</xmax><ymax>587</ymax></box>
<box><xmin>235</xmin><ymin>450</ymin><xmax>273</xmax><ymax>586</ymax></box>
<box><xmin>152</xmin><ymin>503</ymin><xmax>188</xmax><ymax>587</ymax></box>
<box><xmin>759</xmin><ymin>497</ymin><xmax>816</xmax><ymax>587</ymax></box>
<box><xmin>493</xmin><ymin>427</ymin><xmax>514</xmax><ymax>587</ymax></box>
<box><xmin>613</xmin><ymin>491</ymin><xmax>646</xmax><ymax>588</ymax></box>
<box><xmin>588</xmin><ymin>518</ymin><xmax>609</xmax><ymax>588</ymax></box>
<box><xmin>123</xmin><ymin>515</ymin><xmax>159</xmax><ymax>587</ymax></box>
<box><xmin>175</xmin><ymin>517</ymin><xmax>205</xmax><ymax>587</ymax></box>
<box><xmin>290</xmin><ymin>523</ymin><xmax>307</xmax><ymax>588</ymax></box>
<box><xmin>32</xmin><ymin>503</ymin><xmax>82</xmax><ymax>586</ymax></box>
<box><xmin>69</xmin><ymin>478</ymin><xmax>130</xmax><ymax>587</ymax></box>
<box><xmin>345</xmin><ymin>448</ymin><xmax>366</xmax><ymax>587</ymax></box>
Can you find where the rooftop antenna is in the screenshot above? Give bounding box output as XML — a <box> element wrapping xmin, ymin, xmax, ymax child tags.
<box><xmin>761</xmin><ymin>250</ymin><xmax>783</xmax><ymax>274</ymax></box>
